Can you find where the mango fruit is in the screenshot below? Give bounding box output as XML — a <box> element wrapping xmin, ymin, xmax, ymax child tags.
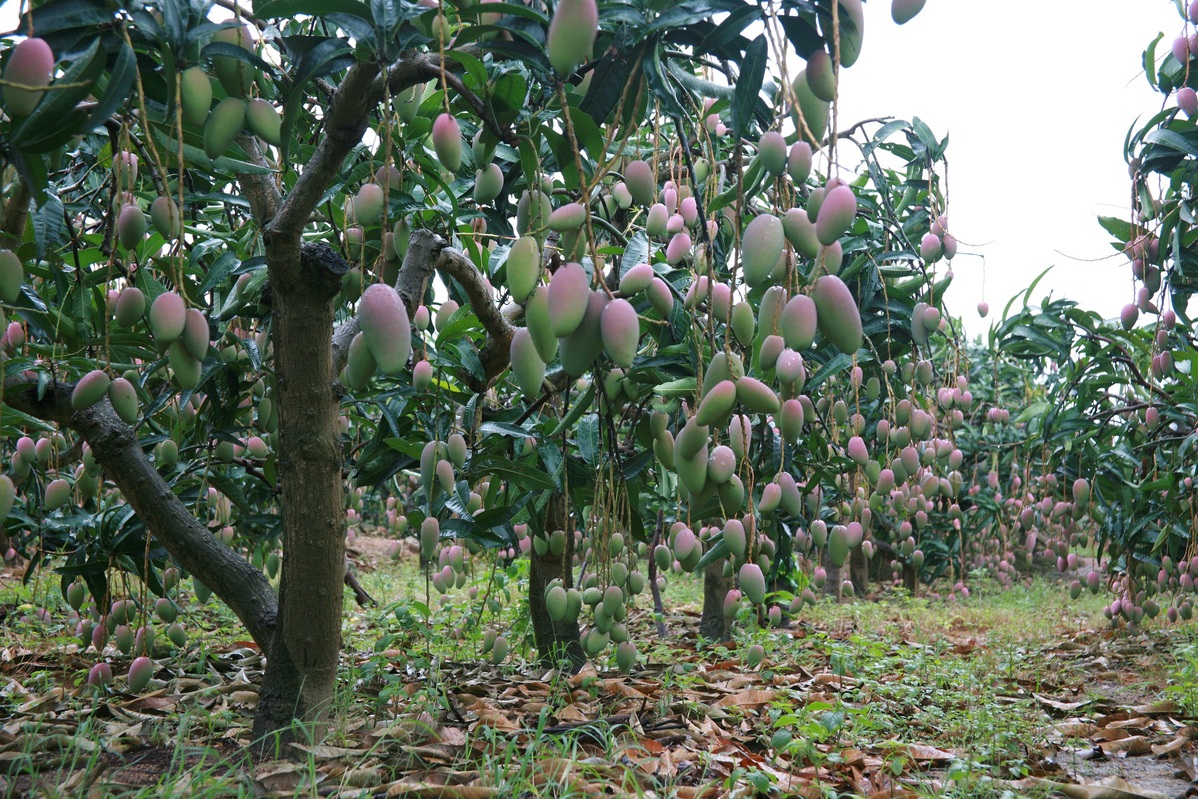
<box><xmin>742</xmin><ymin>214</ymin><xmax>785</xmax><ymax>288</ymax></box>
<box><xmin>739</xmin><ymin>563</ymin><xmax>766</xmax><ymax>605</ymax></box>
<box><xmin>182</xmin><ymin>308</ymin><xmax>210</xmax><ymax>361</ymax></box>
<box><xmin>758</xmin><ymin>131</ymin><xmax>787</xmax><ymax>176</ymax></box>
<box><xmin>2</xmin><ymin>38</ymin><xmax>54</xmax><ymax>117</ymax></box>
<box><xmin>246</xmin><ymin>98</ymin><xmax>281</xmax><ymax>146</ymax></box>
<box><xmin>108</xmin><ymin>377</ymin><xmax>139</xmax><ymax>424</ymax></box>
<box><xmin>432</xmin><ymin>113</ymin><xmax>463</xmax><ymax>173</ymax></box>
<box><xmin>548</xmin><ymin>202</ymin><xmax>587</xmax><ymax>232</ymax></box>
<box><xmin>780</xmin><ymin>294</ymin><xmax>818</xmax><ymax>351</ymax></box>
<box><xmin>127</xmin><ymin>656</ymin><xmax>154</xmax><ymax>692</ymax></box>
<box><xmin>625</xmin><ymin>160</ymin><xmax>655</xmax><ymax>206</ymax></box>
<box><xmin>115</xmin><ymin>286</ymin><xmax>146</xmax><ymax>327</ymax></box>
<box><xmin>359</xmin><ymin>283</ymin><xmax>412</xmax><ymax>374</ymax></box>
<box><xmin>203</xmin><ymin>97</ymin><xmax>247</xmax><ymax>159</ymax></box>
<box><xmin>806</xmin><ymin>49</ymin><xmax>836</xmax><ymax>102</ymax></box>
<box><xmin>212</xmin><ymin>25</ymin><xmax>256</xmax><ymax>98</ymax></box>
<box><xmin>473</xmin><ymin>162</ymin><xmax>504</xmax><ymax>205</ymax></box>
<box><xmin>509</xmin><ymin>327</ymin><xmax>546</xmax><ymax>397</ymax></box>
<box><xmin>892</xmin><ymin>0</ymin><xmax>926</xmax><ymax>24</ymax></box>
<box><xmin>150</xmin><ymin>196</ymin><xmax>182</xmax><ymax>241</ymax></box>
<box><xmin>547</xmin><ymin>261</ymin><xmax>590</xmax><ymax>337</ymax></box>
<box><xmin>546</xmin><ymin>0</ymin><xmax>599</xmax><ymax>75</ymax></box>
<box><xmin>168</xmin><ymin>341</ymin><xmax>202</xmax><ymax>389</ymax></box>
<box><xmin>815</xmin><ymin>185</ymin><xmax>856</xmax><ymax>245</ymax></box>
<box><xmin>149</xmin><ymin>291</ymin><xmax>187</xmax><ymax>343</ymax></box>
<box><xmin>0</xmin><ymin>250</ymin><xmax>23</xmax><ymax>302</ymax></box>
<box><xmin>792</xmin><ymin>69</ymin><xmax>830</xmax><ymax>147</ymax></box>
<box><xmin>524</xmin><ymin>285</ymin><xmax>559</xmax><ymax>362</ymax></box>
<box><xmin>600</xmin><ymin>297</ymin><xmax>639</xmax><ymax>368</ymax></box>
<box><xmin>559</xmin><ymin>290</ymin><xmax>608</xmax><ymax>375</ymax></box>
<box><xmin>117</xmin><ymin>204</ymin><xmax>147</xmax><ymax>251</ymax></box>
<box><xmin>812</xmin><ymin>275</ymin><xmax>862</xmax><ymax>354</ymax></box>
<box><xmin>72</xmin><ymin>370</ymin><xmax>111</xmax><ymax>411</ymax></box>
<box><xmin>180</xmin><ymin>66</ymin><xmax>213</xmax><ymax>127</ymax></box>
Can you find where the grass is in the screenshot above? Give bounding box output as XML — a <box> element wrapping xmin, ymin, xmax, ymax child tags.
<box><xmin>0</xmin><ymin>547</ymin><xmax>1191</xmax><ymax>797</ymax></box>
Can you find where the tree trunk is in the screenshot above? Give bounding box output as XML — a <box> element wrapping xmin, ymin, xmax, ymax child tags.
<box><xmin>529</xmin><ymin>492</ymin><xmax>584</xmax><ymax>672</ymax></box>
<box><xmin>699</xmin><ymin>561</ymin><xmax>731</xmax><ymax>642</ymax></box>
<box><xmin>850</xmin><ymin>545</ymin><xmax>868</xmax><ymax>596</ymax></box>
<box><xmin>647</xmin><ymin>511</ymin><xmax>667</xmax><ymax>638</ymax></box>
<box><xmin>252</xmin><ymin>241</ymin><xmax>349</xmax><ymax>746</ymax></box>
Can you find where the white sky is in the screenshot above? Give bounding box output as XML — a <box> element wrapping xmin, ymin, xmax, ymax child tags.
<box><xmin>2</xmin><ymin>2</ymin><xmax>1180</xmax><ymax>339</ymax></box>
<box><xmin>837</xmin><ymin>0</ymin><xmax>1184</xmax><ymax>338</ymax></box>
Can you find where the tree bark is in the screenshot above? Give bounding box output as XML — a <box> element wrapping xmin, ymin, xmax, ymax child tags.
<box><xmin>529</xmin><ymin>492</ymin><xmax>585</xmax><ymax>672</ymax></box>
<box><xmin>850</xmin><ymin>545</ymin><xmax>868</xmax><ymax>596</ymax></box>
<box><xmin>251</xmin><ymin>241</ymin><xmax>349</xmax><ymax>746</ymax></box>
<box><xmin>699</xmin><ymin>561</ymin><xmax>731</xmax><ymax>642</ymax></box>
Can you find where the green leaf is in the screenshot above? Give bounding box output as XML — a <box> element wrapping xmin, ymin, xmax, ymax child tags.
<box><xmin>478</xmin><ymin>421</ymin><xmax>532</xmax><ymax>438</ymax></box>
<box><xmin>580</xmin><ymin>34</ymin><xmax>647</xmax><ymax>127</ymax></box>
<box><xmin>549</xmin><ymin>380</ymin><xmax>596</xmax><ymax>437</ymax></box>
<box><xmin>1097</xmin><ymin>215</ymin><xmax>1133</xmax><ymax>243</ymax></box>
<box><xmin>23</xmin><ymin>0</ymin><xmax>115</xmax><ymax>35</ymax></box>
<box><xmin>776</xmin><ymin>13</ymin><xmax>822</xmax><ymax>59</ymax></box>
<box><xmin>86</xmin><ymin>39</ymin><xmax>137</xmax><ymax>132</ymax></box>
<box><xmin>577</xmin><ymin>414</ymin><xmax>601</xmax><ymax>464</ymax></box>
<box><xmin>475</xmin><ymin>456</ymin><xmax>558</xmax><ymax>491</ymax></box>
<box><xmin>256</xmin><ymin>0</ymin><xmax>372</xmax><ymax>21</ymax></box>
<box><xmin>731</xmin><ymin>35</ymin><xmax>767</xmax><ymax>140</ymax></box>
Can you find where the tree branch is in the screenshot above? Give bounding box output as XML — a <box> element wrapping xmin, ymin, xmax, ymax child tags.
<box><xmin>437</xmin><ymin>244</ymin><xmax>515</xmax><ymax>387</ymax></box>
<box><xmin>332</xmin><ymin>229</ymin><xmax>516</xmax><ymax>392</ymax></box>
<box><xmin>3</xmin><ymin>377</ymin><xmax>280</xmax><ymax>651</ymax></box>
<box><xmin>268</xmin><ymin>57</ymin><xmax>434</xmax><ymax>243</ymax></box>
<box><xmin>235</xmin><ymin>134</ymin><xmax>282</xmax><ymax>226</ymax></box>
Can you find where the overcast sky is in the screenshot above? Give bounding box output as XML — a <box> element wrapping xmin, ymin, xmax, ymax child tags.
<box><xmin>837</xmin><ymin>1</ymin><xmax>1184</xmax><ymax>339</ymax></box>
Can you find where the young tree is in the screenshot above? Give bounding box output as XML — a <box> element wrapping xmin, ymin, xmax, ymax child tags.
<box><xmin>0</xmin><ymin>0</ymin><xmax>954</xmax><ymax>747</ymax></box>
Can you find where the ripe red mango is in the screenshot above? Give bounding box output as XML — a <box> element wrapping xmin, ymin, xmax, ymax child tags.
<box><xmin>815</xmin><ymin>185</ymin><xmax>857</xmax><ymax>245</ymax></box>
<box><xmin>2</xmin><ymin>38</ymin><xmax>54</xmax><ymax>117</ymax></box>
<box><xmin>432</xmin><ymin>113</ymin><xmax>463</xmax><ymax>173</ymax></box>
<box><xmin>149</xmin><ymin>291</ymin><xmax>187</xmax><ymax>344</ymax></box>
<box><xmin>624</xmin><ymin>160</ymin><xmax>655</xmax><ymax>206</ymax></box>
<box><xmin>359</xmin><ymin>284</ymin><xmax>412</xmax><ymax>374</ymax></box>
<box><xmin>742</xmin><ymin>214</ymin><xmax>784</xmax><ymax>287</ymax></box>
<box><xmin>812</xmin><ymin>275</ymin><xmax>862</xmax><ymax>354</ymax></box>
<box><xmin>600</xmin><ymin>297</ymin><xmax>639</xmax><ymax>368</ymax></box>
<box><xmin>547</xmin><ymin>261</ymin><xmax>590</xmax><ymax>337</ymax></box>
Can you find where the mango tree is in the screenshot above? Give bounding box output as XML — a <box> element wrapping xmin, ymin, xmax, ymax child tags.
<box><xmin>0</xmin><ymin>0</ymin><xmax>947</xmax><ymax>747</ymax></box>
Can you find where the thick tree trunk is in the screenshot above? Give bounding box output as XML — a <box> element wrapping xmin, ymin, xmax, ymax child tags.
<box><xmin>252</xmin><ymin>241</ymin><xmax>349</xmax><ymax>746</ymax></box>
<box><xmin>529</xmin><ymin>492</ymin><xmax>585</xmax><ymax>672</ymax></box>
<box><xmin>699</xmin><ymin>561</ymin><xmax>731</xmax><ymax>642</ymax></box>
